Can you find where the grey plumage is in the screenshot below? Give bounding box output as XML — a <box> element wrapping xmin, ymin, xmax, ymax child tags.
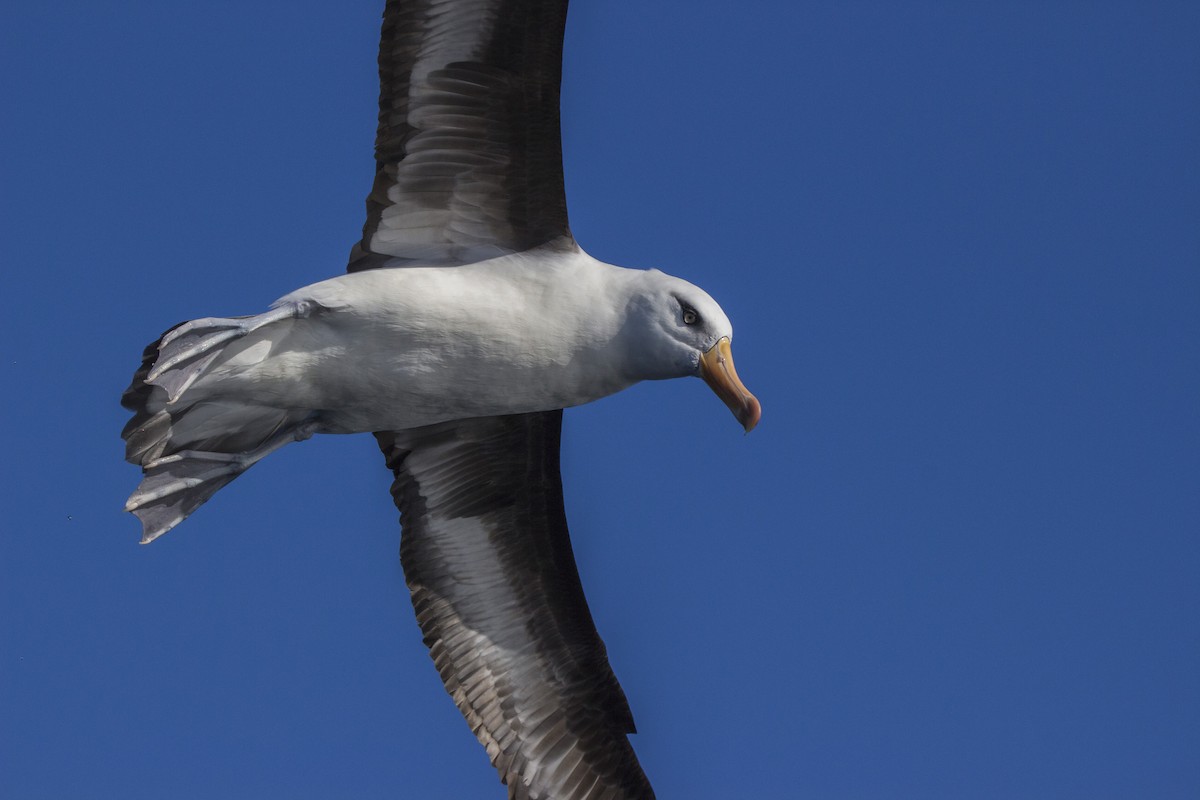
<box><xmin>351</xmin><ymin>0</ymin><xmax>572</xmax><ymax>269</ymax></box>
<box><xmin>122</xmin><ymin>306</ymin><xmax>320</xmax><ymax>542</ymax></box>
<box><xmin>380</xmin><ymin>414</ymin><xmax>653</xmax><ymax>799</ymax></box>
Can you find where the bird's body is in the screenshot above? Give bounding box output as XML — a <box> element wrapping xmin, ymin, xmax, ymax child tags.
<box><xmin>124</xmin><ymin>244</ymin><xmax>745</xmax><ymax>544</ymax></box>
<box><xmin>122</xmin><ymin>1</ymin><xmax>759</xmax><ymax>797</ymax></box>
<box><xmin>169</xmin><ymin>246</ymin><xmax>651</xmax><ymax>434</ymax></box>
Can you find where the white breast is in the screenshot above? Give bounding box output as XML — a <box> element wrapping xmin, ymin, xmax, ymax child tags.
<box><xmin>198</xmin><ymin>248</ymin><xmax>644</xmax><ymax>433</ymax></box>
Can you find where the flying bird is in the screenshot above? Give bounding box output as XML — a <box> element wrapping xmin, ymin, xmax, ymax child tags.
<box><xmin>121</xmin><ymin>1</ymin><xmax>759</xmax><ymax>797</ymax></box>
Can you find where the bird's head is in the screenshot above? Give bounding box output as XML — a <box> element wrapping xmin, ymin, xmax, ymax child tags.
<box><xmin>620</xmin><ymin>269</ymin><xmax>761</xmax><ymax>432</ymax></box>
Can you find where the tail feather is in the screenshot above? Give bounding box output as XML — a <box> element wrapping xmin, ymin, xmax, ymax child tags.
<box><xmin>121</xmin><ymin>308</ymin><xmax>317</xmax><ymax>543</ymax></box>
<box><xmin>121</xmin><ymin>324</ymin><xmax>183</xmax><ymax>444</ymax></box>
<box><xmin>122</xmin><ymin>409</ymin><xmax>172</xmax><ymax>465</ymax></box>
<box><xmin>147</xmin><ymin>317</ymin><xmax>253</xmax><ymax>401</ymax></box>
<box><xmin>125</xmin><ymin>455</ymin><xmax>246</xmax><ymax>544</ymax></box>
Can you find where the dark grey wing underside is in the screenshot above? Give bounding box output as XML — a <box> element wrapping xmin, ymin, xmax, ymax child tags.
<box><xmin>377</xmin><ymin>413</ymin><xmax>655</xmax><ymax>800</ymax></box>
<box><xmin>350</xmin><ymin>0</ymin><xmax>575</xmax><ymax>270</ymax></box>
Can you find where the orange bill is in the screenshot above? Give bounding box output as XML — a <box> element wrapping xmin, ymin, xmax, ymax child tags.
<box><xmin>699</xmin><ymin>337</ymin><xmax>761</xmax><ymax>432</ymax></box>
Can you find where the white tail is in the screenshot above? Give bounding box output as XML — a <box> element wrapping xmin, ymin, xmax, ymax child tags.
<box><xmin>121</xmin><ymin>303</ymin><xmax>318</xmax><ymax>543</ymax></box>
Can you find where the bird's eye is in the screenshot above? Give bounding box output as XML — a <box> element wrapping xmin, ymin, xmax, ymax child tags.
<box><xmin>682</xmin><ymin>308</ymin><xmax>698</xmax><ymax>325</ymax></box>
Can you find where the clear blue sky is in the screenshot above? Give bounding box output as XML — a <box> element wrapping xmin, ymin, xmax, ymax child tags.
<box><xmin>2</xmin><ymin>1</ymin><xmax>1198</xmax><ymax>797</ymax></box>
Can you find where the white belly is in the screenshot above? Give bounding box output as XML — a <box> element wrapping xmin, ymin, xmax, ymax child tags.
<box><xmin>190</xmin><ymin>253</ymin><xmax>639</xmax><ymax>433</ymax></box>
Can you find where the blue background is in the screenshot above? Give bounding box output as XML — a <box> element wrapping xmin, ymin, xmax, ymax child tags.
<box><xmin>2</xmin><ymin>1</ymin><xmax>1197</xmax><ymax>797</ymax></box>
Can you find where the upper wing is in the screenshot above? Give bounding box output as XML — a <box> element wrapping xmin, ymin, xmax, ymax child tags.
<box><xmin>349</xmin><ymin>0</ymin><xmax>575</xmax><ymax>270</ymax></box>
<box><xmin>377</xmin><ymin>413</ymin><xmax>654</xmax><ymax>800</ymax></box>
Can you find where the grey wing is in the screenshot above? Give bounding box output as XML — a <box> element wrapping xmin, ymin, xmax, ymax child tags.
<box><xmin>378</xmin><ymin>413</ymin><xmax>655</xmax><ymax>800</ymax></box>
<box><xmin>349</xmin><ymin>0</ymin><xmax>575</xmax><ymax>270</ymax></box>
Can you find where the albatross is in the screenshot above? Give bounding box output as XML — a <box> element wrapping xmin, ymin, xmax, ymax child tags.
<box><xmin>122</xmin><ymin>1</ymin><xmax>760</xmax><ymax>797</ymax></box>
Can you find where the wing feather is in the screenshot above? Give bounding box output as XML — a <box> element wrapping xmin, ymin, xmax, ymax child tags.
<box><xmin>377</xmin><ymin>413</ymin><xmax>654</xmax><ymax>800</ymax></box>
<box><xmin>350</xmin><ymin>0</ymin><xmax>574</xmax><ymax>269</ymax></box>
